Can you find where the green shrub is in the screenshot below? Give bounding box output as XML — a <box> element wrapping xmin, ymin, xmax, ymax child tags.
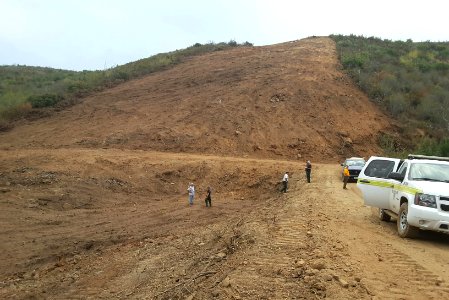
<box><xmin>0</xmin><ymin>102</ymin><xmax>32</xmax><ymax>120</ymax></box>
<box><xmin>0</xmin><ymin>91</ymin><xmax>29</xmax><ymax>119</ymax></box>
<box><xmin>341</xmin><ymin>54</ymin><xmax>366</xmax><ymax>68</ymax></box>
<box><xmin>28</xmin><ymin>94</ymin><xmax>64</xmax><ymax>108</ymax></box>
<box><xmin>228</xmin><ymin>39</ymin><xmax>237</xmax><ymax>46</ymax></box>
<box><xmin>388</xmin><ymin>93</ymin><xmax>408</xmax><ymax>116</ymax></box>
<box><xmin>434</xmin><ymin>62</ymin><xmax>449</xmax><ymax>71</ymax></box>
<box><xmin>377</xmin><ymin>132</ymin><xmax>407</xmax><ymax>156</ymax></box>
<box><xmin>416</xmin><ymin>94</ymin><xmax>445</xmax><ymax>124</ymax></box>
<box><xmin>415</xmin><ymin>138</ymin><xmax>449</xmax><ymax>157</ymax></box>
<box><xmin>112</xmin><ymin>71</ymin><xmax>130</xmax><ymax>81</ymax></box>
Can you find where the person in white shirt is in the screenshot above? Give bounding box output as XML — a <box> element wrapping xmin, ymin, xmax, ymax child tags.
<box><xmin>187</xmin><ymin>183</ymin><xmax>195</xmax><ymax>206</ymax></box>
<box><xmin>281</xmin><ymin>172</ymin><xmax>289</xmax><ymax>193</ymax></box>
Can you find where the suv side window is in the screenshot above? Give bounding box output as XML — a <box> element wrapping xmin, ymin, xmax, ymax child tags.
<box><xmin>397</xmin><ymin>162</ymin><xmax>408</xmax><ymax>176</ymax></box>
<box><xmin>364</xmin><ymin>159</ymin><xmax>396</xmax><ymax>178</ymax></box>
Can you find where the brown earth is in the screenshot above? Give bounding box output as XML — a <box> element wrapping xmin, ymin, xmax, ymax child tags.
<box><xmin>0</xmin><ymin>37</ymin><xmax>391</xmax><ymax>161</ymax></box>
<box><xmin>1</xmin><ymin>37</ymin><xmax>449</xmax><ymax>299</ymax></box>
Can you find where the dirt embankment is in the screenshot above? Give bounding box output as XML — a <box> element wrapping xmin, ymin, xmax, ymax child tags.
<box><xmin>3</xmin><ymin>37</ymin><xmax>446</xmax><ymax>300</ymax></box>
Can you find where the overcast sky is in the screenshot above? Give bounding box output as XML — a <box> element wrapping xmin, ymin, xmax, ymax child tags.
<box><xmin>1</xmin><ymin>0</ymin><xmax>448</xmax><ymax>71</ymax></box>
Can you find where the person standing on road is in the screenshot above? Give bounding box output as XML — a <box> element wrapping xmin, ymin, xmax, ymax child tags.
<box><xmin>281</xmin><ymin>172</ymin><xmax>289</xmax><ymax>193</ymax></box>
<box><xmin>187</xmin><ymin>183</ymin><xmax>195</xmax><ymax>206</ymax></box>
<box><xmin>305</xmin><ymin>160</ymin><xmax>312</xmax><ymax>183</ymax></box>
<box><xmin>205</xmin><ymin>186</ymin><xmax>212</xmax><ymax>207</ymax></box>
<box><xmin>343</xmin><ymin>166</ymin><xmax>350</xmax><ymax>189</ymax></box>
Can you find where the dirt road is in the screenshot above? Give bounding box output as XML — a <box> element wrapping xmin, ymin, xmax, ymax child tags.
<box><xmin>1</xmin><ymin>149</ymin><xmax>449</xmax><ymax>299</ymax></box>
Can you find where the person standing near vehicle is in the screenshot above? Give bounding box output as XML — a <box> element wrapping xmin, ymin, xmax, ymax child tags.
<box><xmin>343</xmin><ymin>166</ymin><xmax>350</xmax><ymax>189</ymax></box>
<box><xmin>205</xmin><ymin>186</ymin><xmax>212</xmax><ymax>207</ymax></box>
<box><xmin>281</xmin><ymin>172</ymin><xmax>289</xmax><ymax>193</ymax></box>
<box><xmin>305</xmin><ymin>160</ymin><xmax>312</xmax><ymax>183</ymax></box>
<box><xmin>187</xmin><ymin>183</ymin><xmax>195</xmax><ymax>206</ymax></box>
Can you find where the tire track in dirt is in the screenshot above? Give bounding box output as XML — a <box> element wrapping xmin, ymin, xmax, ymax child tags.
<box><xmin>219</xmin><ymin>172</ymin><xmax>371</xmax><ymax>299</ymax></box>
<box><xmin>363</xmin><ymin>244</ymin><xmax>449</xmax><ymax>299</ymax></box>
<box><xmin>318</xmin><ymin>165</ymin><xmax>449</xmax><ymax>299</ymax></box>
<box><xmin>219</xmin><ymin>200</ymin><xmax>309</xmax><ymax>298</ymax></box>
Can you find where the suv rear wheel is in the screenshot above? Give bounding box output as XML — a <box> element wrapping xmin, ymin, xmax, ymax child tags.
<box><xmin>397</xmin><ymin>203</ymin><xmax>419</xmax><ymax>238</ymax></box>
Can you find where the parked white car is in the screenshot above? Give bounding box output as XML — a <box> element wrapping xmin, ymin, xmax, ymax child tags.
<box><xmin>357</xmin><ymin>154</ymin><xmax>449</xmax><ymax>238</ymax></box>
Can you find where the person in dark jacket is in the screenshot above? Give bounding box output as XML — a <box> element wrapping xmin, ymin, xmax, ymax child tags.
<box><xmin>305</xmin><ymin>160</ymin><xmax>312</xmax><ymax>183</ymax></box>
<box><xmin>205</xmin><ymin>186</ymin><xmax>212</xmax><ymax>207</ymax></box>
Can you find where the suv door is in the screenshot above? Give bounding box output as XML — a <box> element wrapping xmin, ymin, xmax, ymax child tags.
<box><xmin>357</xmin><ymin>157</ymin><xmax>401</xmax><ymax>208</ymax></box>
<box><xmin>390</xmin><ymin>162</ymin><xmax>408</xmax><ymax>211</ymax></box>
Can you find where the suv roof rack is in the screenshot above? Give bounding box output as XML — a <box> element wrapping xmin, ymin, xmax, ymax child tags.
<box><xmin>408</xmin><ymin>154</ymin><xmax>449</xmax><ymax>162</ymax></box>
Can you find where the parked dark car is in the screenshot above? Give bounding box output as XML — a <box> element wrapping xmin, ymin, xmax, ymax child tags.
<box><xmin>341</xmin><ymin>157</ymin><xmax>366</xmax><ymax>182</ymax></box>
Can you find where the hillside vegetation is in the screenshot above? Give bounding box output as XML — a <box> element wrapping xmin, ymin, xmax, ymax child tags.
<box><xmin>0</xmin><ymin>41</ymin><xmax>251</xmax><ymax>128</ymax></box>
<box><xmin>331</xmin><ymin>35</ymin><xmax>449</xmax><ymax>156</ymax></box>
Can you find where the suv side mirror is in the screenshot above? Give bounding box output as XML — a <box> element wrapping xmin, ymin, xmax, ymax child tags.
<box><xmin>388</xmin><ymin>172</ymin><xmax>404</xmax><ymax>182</ymax></box>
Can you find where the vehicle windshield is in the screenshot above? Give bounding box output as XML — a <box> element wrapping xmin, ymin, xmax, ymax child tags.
<box><xmin>409</xmin><ymin>163</ymin><xmax>449</xmax><ymax>182</ymax></box>
<box><xmin>346</xmin><ymin>159</ymin><xmax>365</xmax><ymax>167</ymax></box>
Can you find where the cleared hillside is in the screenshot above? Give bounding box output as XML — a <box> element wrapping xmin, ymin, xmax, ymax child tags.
<box><xmin>0</xmin><ymin>37</ymin><xmax>394</xmax><ymax>161</ymax></box>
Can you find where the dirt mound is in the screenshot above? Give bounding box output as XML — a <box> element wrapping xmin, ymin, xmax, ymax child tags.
<box><xmin>0</xmin><ymin>37</ymin><xmax>393</xmax><ymax>161</ymax></box>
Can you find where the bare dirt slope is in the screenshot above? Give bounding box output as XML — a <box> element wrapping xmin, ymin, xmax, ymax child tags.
<box><xmin>2</xmin><ymin>37</ymin><xmax>449</xmax><ymax>300</ymax></box>
<box><xmin>1</xmin><ymin>151</ymin><xmax>449</xmax><ymax>299</ymax></box>
<box><xmin>0</xmin><ymin>37</ymin><xmax>392</xmax><ymax>161</ymax></box>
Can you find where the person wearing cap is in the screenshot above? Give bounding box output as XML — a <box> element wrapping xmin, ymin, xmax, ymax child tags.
<box><xmin>281</xmin><ymin>171</ymin><xmax>289</xmax><ymax>193</ymax></box>
<box><xmin>305</xmin><ymin>160</ymin><xmax>312</xmax><ymax>183</ymax></box>
<box><xmin>187</xmin><ymin>183</ymin><xmax>195</xmax><ymax>206</ymax></box>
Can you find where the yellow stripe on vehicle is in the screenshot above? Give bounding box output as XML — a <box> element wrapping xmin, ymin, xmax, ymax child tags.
<box><xmin>357</xmin><ymin>179</ymin><xmax>423</xmax><ymax>195</ymax></box>
<box><xmin>393</xmin><ymin>184</ymin><xmax>422</xmax><ymax>195</ymax></box>
<box><xmin>357</xmin><ymin>179</ymin><xmax>394</xmax><ymax>188</ymax></box>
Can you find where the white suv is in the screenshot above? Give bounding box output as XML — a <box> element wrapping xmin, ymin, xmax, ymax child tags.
<box><xmin>357</xmin><ymin>154</ymin><xmax>449</xmax><ymax>238</ymax></box>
